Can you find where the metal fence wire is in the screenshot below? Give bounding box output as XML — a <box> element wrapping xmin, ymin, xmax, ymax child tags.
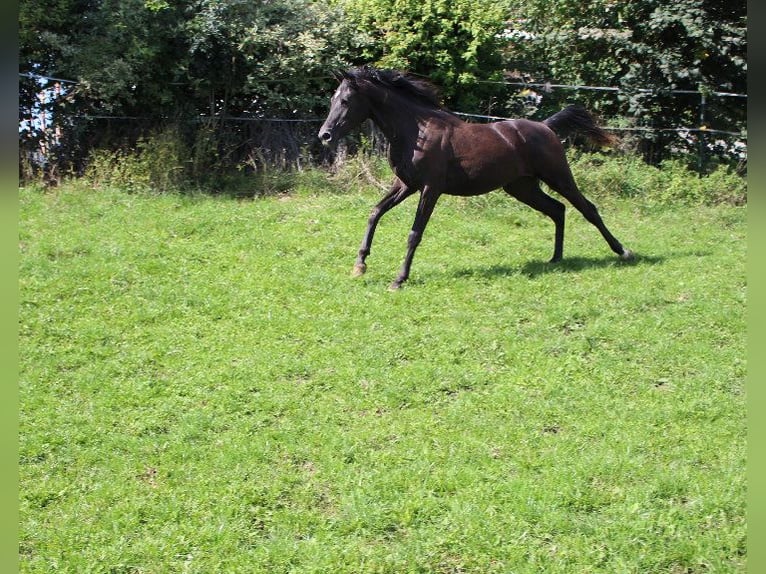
<box><xmin>19</xmin><ymin>74</ymin><xmax>746</xmax><ymax>181</ymax></box>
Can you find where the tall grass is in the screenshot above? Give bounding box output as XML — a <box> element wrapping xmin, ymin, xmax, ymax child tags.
<box><xmin>568</xmin><ymin>152</ymin><xmax>746</xmax><ymax>206</ymax></box>
<box><xmin>77</xmin><ymin>125</ymin><xmax>746</xmax><ymax>206</ymax></box>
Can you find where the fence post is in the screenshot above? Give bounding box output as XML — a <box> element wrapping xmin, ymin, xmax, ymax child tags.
<box><xmin>698</xmin><ymin>91</ymin><xmax>707</xmax><ymax>175</ymax></box>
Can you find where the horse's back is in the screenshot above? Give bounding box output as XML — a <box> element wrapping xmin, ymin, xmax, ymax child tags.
<box><xmin>492</xmin><ymin>118</ymin><xmax>572</xmax><ymax>173</ymax></box>
<box><xmin>442</xmin><ymin>118</ymin><xmax>560</xmax><ymax>195</ymax></box>
<box><xmin>496</xmin><ymin>118</ymin><xmax>562</xmax><ymax>148</ymax></box>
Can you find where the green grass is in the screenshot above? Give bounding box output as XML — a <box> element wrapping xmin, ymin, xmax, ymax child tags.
<box><xmin>19</xmin><ymin>172</ymin><xmax>746</xmax><ymax>573</ymax></box>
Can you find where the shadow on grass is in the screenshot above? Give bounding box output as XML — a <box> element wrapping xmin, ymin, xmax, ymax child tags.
<box><xmin>452</xmin><ymin>252</ymin><xmax>668</xmax><ymax>280</ymax></box>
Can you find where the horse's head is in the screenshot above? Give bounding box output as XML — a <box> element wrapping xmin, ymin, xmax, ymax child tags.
<box><xmin>318</xmin><ymin>70</ymin><xmax>371</xmax><ymax>147</ymax></box>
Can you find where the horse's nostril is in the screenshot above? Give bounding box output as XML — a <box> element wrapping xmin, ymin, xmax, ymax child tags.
<box><xmin>319</xmin><ymin>131</ymin><xmax>332</xmax><ymax>141</ymax></box>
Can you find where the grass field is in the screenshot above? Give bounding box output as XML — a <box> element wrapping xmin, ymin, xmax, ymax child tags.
<box><xmin>19</xmin><ymin>170</ymin><xmax>746</xmax><ymax>573</ymax></box>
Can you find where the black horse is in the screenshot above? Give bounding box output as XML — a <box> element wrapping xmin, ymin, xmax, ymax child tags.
<box><xmin>319</xmin><ymin>66</ymin><xmax>633</xmax><ymax>289</ymax></box>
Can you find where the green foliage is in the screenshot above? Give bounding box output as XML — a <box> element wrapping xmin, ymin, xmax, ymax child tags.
<box><xmin>184</xmin><ymin>0</ymin><xmax>366</xmax><ymax>117</ymax></box>
<box><xmin>19</xmin><ymin>181</ymin><xmax>746</xmax><ymax>572</ymax></box>
<box><xmin>506</xmin><ymin>0</ymin><xmax>746</xmax><ymax>96</ymax></box>
<box><xmin>19</xmin><ymin>0</ymin><xmax>367</xmax><ymax>119</ymax></box>
<box><xmin>503</xmin><ymin>0</ymin><xmax>746</xmax><ymax>140</ymax></box>
<box><xmin>79</xmin><ymin>137</ymin><xmax>747</xmax><ymax>207</ymax></box>
<box><xmin>568</xmin><ymin>152</ymin><xmax>747</xmax><ymax>206</ymax></box>
<box><xmin>19</xmin><ymin>0</ymin><xmax>746</xmax><ymax>177</ymax></box>
<box><xmin>339</xmin><ymin>0</ymin><xmax>506</xmax><ymax>110</ymax></box>
<box><xmin>84</xmin><ymin>126</ymin><xmax>190</xmax><ymax>194</ymax></box>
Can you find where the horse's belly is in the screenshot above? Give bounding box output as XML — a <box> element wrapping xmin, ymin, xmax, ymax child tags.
<box><xmin>444</xmin><ymin>175</ymin><xmax>505</xmax><ymax>196</ymax></box>
<box><xmin>444</xmin><ymin>154</ymin><xmax>522</xmax><ymax>196</ymax></box>
<box><xmin>445</xmin><ymin>125</ymin><xmax>528</xmax><ymax>195</ymax></box>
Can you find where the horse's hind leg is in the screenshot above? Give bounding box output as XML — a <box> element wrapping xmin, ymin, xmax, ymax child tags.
<box><xmin>541</xmin><ymin>168</ymin><xmax>633</xmax><ymax>260</ymax></box>
<box><xmin>504</xmin><ymin>178</ymin><xmax>566</xmax><ymax>262</ymax></box>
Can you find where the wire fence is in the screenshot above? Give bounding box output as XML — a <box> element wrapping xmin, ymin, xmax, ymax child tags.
<box><xmin>19</xmin><ymin>73</ymin><xmax>747</xmax><ymax>182</ymax></box>
<box><xmin>462</xmin><ymin>79</ymin><xmax>747</xmax><ymax>173</ymax></box>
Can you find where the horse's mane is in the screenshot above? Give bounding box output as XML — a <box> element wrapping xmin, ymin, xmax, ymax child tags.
<box><xmin>344</xmin><ymin>66</ymin><xmax>444</xmax><ymax>110</ymax></box>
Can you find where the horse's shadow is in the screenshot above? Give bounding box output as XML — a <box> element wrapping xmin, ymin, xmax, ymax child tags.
<box><xmin>452</xmin><ymin>252</ymin><xmax>667</xmax><ymax>280</ymax></box>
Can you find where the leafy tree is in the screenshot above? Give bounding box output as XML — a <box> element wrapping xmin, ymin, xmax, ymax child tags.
<box><xmin>19</xmin><ymin>0</ymin><xmax>368</xmax><ymax>177</ymax></box>
<box><xmin>19</xmin><ymin>0</ymin><xmax>746</xmax><ymax>176</ymax></box>
<box><xmin>19</xmin><ymin>0</ymin><xmax>366</xmax><ymax>118</ymax></box>
<box><xmin>501</xmin><ymin>0</ymin><xmax>746</xmax><ymax>165</ymax></box>
<box><xmin>338</xmin><ymin>0</ymin><xmax>508</xmax><ymax>111</ymax></box>
<box><xmin>20</xmin><ymin>0</ymin><xmax>191</xmax><ymax>119</ymax></box>
<box><xmin>502</xmin><ymin>0</ymin><xmax>746</xmax><ymax>119</ymax></box>
<box><xmin>183</xmin><ymin>0</ymin><xmax>366</xmax><ymax>117</ymax></box>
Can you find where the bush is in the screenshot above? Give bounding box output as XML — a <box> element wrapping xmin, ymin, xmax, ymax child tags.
<box><xmin>84</xmin><ymin>126</ymin><xmax>189</xmax><ymax>194</ymax></box>
<box><xmin>80</xmin><ymin>133</ymin><xmax>745</xmax><ymax>206</ymax></box>
<box><xmin>569</xmin><ymin>152</ymin><xmax>746</xmax><ymax>206</ymax></box>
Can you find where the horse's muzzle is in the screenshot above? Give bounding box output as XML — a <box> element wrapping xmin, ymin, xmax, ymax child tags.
<box><xmin>318</xmin><ymin>130</ymin><xmax>333</xmax><ymax>146</ymax></box>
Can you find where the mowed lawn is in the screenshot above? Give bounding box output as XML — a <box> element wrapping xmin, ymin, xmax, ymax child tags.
<box><xmin>19</xmin><ymin>180</ymin><xmax>746</xmax><ymax>573</ymax></box>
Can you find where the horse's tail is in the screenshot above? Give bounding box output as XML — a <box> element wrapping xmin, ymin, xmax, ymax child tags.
<box><xmin>543</xmin><ymin>105</ymin><xmax>616</xmax><ymax>147</ymax></box>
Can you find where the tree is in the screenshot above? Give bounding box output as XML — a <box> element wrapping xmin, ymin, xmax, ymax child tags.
<box><xmin>501</xmin><ymin>0</ymin><xmax>746</xmax><ymax>165</ymax></box>
<box><xmin>338</xmin><ymin>0</ymin><xmax>508</xmax><ymax>112</ymax></box>
<box><xmin>19</xmin><ymin>0</ymin><xmax>368</xmax><ymax>177</ymax></box>
<box><xmin>19</xmin><ymin>0</ymin><xmax>367</xmax><ymax>119</ymax></box>
<box><xmin>502</xmin><ymin>0</ymin><xmax>746</xmax><ymax>118</ymax></box>
<box><xmin>19</xmin><ymin>0</ymin><xmax>746</xmax><ymax>176</ymax></box>
<box><xmin>183</xmin><ymin>0</ymin><xmax>366</xmax><ymax>118</ymax></box>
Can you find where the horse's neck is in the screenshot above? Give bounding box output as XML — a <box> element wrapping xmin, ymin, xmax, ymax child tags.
<box><xmin>366</xmin><ymin>88</ymin><xmax>433</xmax><ymax>146</ymax></box>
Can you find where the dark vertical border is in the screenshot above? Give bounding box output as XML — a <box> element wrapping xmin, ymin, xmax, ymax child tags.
<box><xmin>2</xmin><ymin>0</ymin><xmax>19</xmax><ymax>572</ymax></box>
<box><xmin>748</xmin><ymin>1</ymin><xmax>763</xmax><ymax>573</ymax></box>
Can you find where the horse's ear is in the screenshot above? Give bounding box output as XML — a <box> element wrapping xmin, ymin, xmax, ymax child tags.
<box><xmin>332</xmin><ymin>69</ymin><xmax>354</xmax><ymax>84</ymax></box>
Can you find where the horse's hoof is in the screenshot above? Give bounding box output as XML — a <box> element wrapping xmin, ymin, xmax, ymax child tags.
<box><xmin>388</xmin><ymin>281</ymin><xmax>402</xmax><ymax>291</ymax></box>
<box><xmin>351</xmin><ymin>263</ymin><xmax>367</xmax><ymax>277</ymax></box>
<box><xmin>620</xmin><ymin>249</ymin><xmax>635</xmax><ymax>261</ymax></box>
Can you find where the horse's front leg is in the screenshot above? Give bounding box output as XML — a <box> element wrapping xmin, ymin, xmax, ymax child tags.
<box><xmin>353</xmin><ymin>178</ymin><xmax>416</xmax><ymax>276</ymax></box>
<box><xmin>390</xmin><ymin>188</ymin><xmax>440</xmax><ymax>290</ymax></box>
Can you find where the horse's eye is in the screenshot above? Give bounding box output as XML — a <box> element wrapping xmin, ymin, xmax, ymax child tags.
<box><xmin>340</xmin><ymin>98</ymin><xmax>349</xmax><ymax>106</ymax></box>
